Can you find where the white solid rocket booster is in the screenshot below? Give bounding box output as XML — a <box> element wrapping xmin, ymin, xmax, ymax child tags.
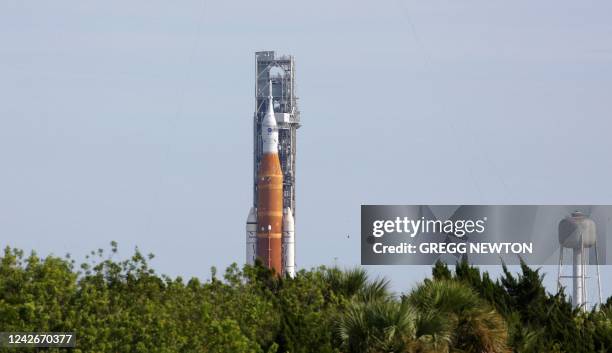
<box><xmin>245</xmin><ymin>207</ymin><xmax>257</xmax><ymax>266</ymax></box>
<box><xmin>282</xmin><ymin>207</ymin><xmax>295</xmax><ymax>277</ymax></box>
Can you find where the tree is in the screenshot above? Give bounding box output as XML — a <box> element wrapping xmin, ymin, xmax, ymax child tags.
<box><xmin>407</xmin><ymin>279</ymin><xmax>509</xmax><ymax>353</ymax></box>
<box><xmin>1</xmin><ymin>245</ymin><xmax>611</xmax><ymax>353</ymax></box>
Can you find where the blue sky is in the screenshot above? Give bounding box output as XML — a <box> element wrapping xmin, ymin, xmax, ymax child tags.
<box><xmin>1</xmin><ymin>0</ymin><xmax>611</xmax><ymax>299</ymax></box>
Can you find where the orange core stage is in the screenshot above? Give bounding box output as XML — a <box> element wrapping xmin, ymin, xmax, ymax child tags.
<box><xmin>256</xmin><ymin>153</ymin><xmax>284</xmax><ymax>275</ymax></box>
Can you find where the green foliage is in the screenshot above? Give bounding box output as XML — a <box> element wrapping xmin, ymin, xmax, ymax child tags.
<box><xmin>336</xmin><ymin>279</ymin><xmax>508</xmax><ymax>353</ymax></box>
<box><xmin>432</xmin><ymin>260</ymin><xmax>612</xmax><ymax>353</ymax></box>
<box><xmin>0</xmin><ymin>246</ymin><xmax>610</xmax><ymax>353</ymax></box>
<box><xmin>407</xmin><ymin>279</ymin><xmax>509</xmax><ymax>353</ymax></box>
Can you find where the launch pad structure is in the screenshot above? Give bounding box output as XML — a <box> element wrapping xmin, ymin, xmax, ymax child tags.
<box><xmin>253</xmin><ymin>51</ymin><xmax>301</xmax><ymax>218</ymax></box>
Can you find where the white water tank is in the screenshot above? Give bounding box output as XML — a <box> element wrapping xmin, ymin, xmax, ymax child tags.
<box><xmin>558</xmin><ymin>211</ymin><xmax>596</xmax><ymax>249</ymax></box>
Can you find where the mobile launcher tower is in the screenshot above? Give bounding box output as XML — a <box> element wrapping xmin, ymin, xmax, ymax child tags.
<box><xmin>245</xmin><ymin>51</ymin><xmax>300</xmax><ymax>277</ymax></box>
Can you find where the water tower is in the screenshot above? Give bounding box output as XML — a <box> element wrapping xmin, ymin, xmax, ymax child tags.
<box><xmin>557</xmin><ymin>211</ymin><xmax>602</xmax><ymax>309</ymax></box>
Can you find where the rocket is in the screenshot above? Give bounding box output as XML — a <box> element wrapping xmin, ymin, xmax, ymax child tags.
<box><xmin>245</xmin><ymin>82</ymin><xmax>295</xmax><ymax>277</ymax></box>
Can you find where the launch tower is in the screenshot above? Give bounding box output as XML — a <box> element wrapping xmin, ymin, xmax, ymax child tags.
<box><xmin>253</xmin><ymin>51</ymin><xmax>300</xmax><ymax>215</ymax></box>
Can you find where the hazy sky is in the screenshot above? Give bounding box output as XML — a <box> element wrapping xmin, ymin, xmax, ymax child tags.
<box><xmin>1</xmin><ymin>1</ymin><xmax>611</xmax><ymax>299</ymax></box>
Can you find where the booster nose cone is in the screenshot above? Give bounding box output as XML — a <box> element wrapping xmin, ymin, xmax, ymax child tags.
<box><xmin>283</xmin><ymin>207</ymin><xmax>295</xmax><ymax>229</ymax></box>
<box><xmin>247</xmin><ymin>207</ymin><xmax>257</xmax><ymax>223</ymax></box>
<box><xmin>262</xmin><ymin>81</ymin><xmax>278</xmax><ymax>154</ymax></box>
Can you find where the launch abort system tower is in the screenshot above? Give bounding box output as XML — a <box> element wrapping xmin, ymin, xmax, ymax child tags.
<box><xmin>253</xmin><ymin>51</ymin><xmax>301</xmax><ymax>219</ymax></box>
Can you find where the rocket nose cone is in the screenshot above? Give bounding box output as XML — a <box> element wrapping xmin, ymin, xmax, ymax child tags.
<box><xmin>263</xmin><ymin>80</ymin><xmax>276</xmax><ymax>126</ymax></box>
<box><xmin>261</xmin><ymin>85</ymin><xmax>279</xmax><ymax>153</ymax></box>
<box><xmin>262</xmin><ymin>104</ymin><xmax>276</xmax><ymax>128</ymax></box>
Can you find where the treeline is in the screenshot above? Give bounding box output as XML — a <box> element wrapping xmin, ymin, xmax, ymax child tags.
<box><xmin>0</xmin><ymin>244</ymin><xmax>611</xmax><ymax>353</ymax></box>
